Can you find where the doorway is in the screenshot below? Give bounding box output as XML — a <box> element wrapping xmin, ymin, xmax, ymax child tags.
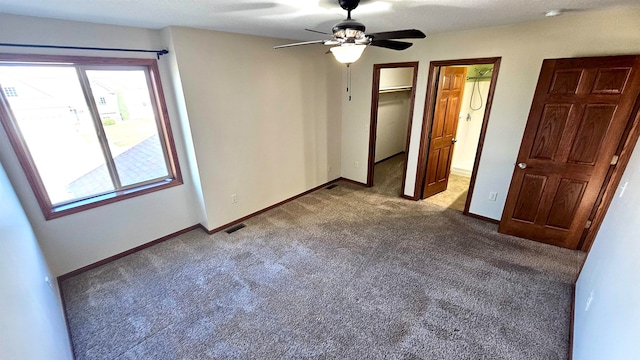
<box><xmin>367</xmin><ymin>62</ymin><xmax>419</xmax><ymax>196</ymax></box>
<box><xmin>413</xmin><ymin>58</ymin><xmax>501</xmax><ymax>214</ymax></box>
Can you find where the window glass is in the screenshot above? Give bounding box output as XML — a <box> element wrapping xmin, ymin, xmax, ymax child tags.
<box><xmin>0</xmin><ymin>66</ymin><xmax>113</xmax><ymax>204</ymax></box>
<box><xmin>0</xmin><ymin>56</ymin><xmax>181</xmax><ymax>219</ymax></box>
<box><xmin>85</xmin><ymin>69</ymin><xmax>169</xmax><ymax>188</ymax></box>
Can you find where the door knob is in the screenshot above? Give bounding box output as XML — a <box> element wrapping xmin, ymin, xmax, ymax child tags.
<box><xmin>517</xmin><ymin>162</ymin><xmax>528</xmax><ymax>169</ymax></box>
<box><xmin>452</xmin><ymin>138</ymin><xmax>458</xmax><ymax>143</ymax></box>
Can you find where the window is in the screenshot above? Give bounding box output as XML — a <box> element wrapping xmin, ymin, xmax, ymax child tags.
<box><xmin>3</xmin><ymin>86</ymin><xmax>17</xmax><ymax>97</ymax></box>
<box><xmin>0</xmin><ymin>54</ymin><xmax>182</xmax><ymax>219</ymax></box>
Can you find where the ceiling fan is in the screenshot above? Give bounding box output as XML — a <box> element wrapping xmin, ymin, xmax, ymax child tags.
<box><xmin>274</xmin><ymin>0</ymin><xmax>426</xmax><ymax>64</ymax></box>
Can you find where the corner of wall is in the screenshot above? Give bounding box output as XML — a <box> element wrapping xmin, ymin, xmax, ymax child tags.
<box><xmin>160</xmin><ymin>26</ymin><xmax>209</xmax><ymax>229</ymax></box>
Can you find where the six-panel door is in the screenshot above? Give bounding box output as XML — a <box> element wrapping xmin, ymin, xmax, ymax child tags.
<box><xmin>499</xmin><ymin>56</ymin><xmax>640</xmax><ymax>249</ymax></box>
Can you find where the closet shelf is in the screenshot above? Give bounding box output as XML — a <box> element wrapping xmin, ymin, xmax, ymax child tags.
<box><xmin>379</xmin><ymin>86</ymin><xmax>412</xmax><ymax>94</ymax></box>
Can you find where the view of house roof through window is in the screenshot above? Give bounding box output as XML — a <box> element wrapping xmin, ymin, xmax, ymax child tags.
<box><xmin>0</xmin><ymin>56</ymin><xmax>182</xmax><ymax>219</ymax></box>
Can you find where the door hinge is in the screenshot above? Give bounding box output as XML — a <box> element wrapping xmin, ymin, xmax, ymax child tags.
<box><xmin>585</xmin><ymin>220</ymin><xmax>592</xmax><ymax>229</ymax></box>
<box><xmin>611</xmin><ymin>155</ymin><xmax>619</xmax><ymax>166</ymax></box>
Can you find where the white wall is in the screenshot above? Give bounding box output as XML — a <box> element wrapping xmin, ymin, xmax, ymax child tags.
<box><xmin>0</xmin><ymin>161</ymin><xmax>73</xmax><ymax>360</ymax></box>
<box><xmin>375</xmin><ymin>68</ymin><xmax>413</xmax><ymax>162</ymax></box>
<box><xmin>167</xmin><ymin>27</ymin><xmax>342</xmax><ymax>230</ymax></box>
<box><xmin>450</xmin><ymin>67</ymin><xmax>491</xmax><ymax>177</ymax></box>
<box><xmin>375</xmin><ymin>91</ymin><xmax>411</xmax><ymax>162</ymax></box>
<box><xmin>379</xmin><ymin>67</ymin><xmax>414</xmax><ymax>89</ymax></box>
<box><xmin>0</xmin><ymin>14</ymin><xmax>200</xmax><ymax>276</ymax></box>
<box><xmin>340</xmin><ymin>5</ymin><xmax>640</xmax><ymax>219</ymax></box>
<box><xmin>573</xmin><ymin>138</ymin><xmax>640</xmax><ymax>359</ymax></box>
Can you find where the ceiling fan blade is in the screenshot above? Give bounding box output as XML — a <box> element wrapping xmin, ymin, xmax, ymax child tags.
<box><xmin>305</xmin><ymin>28</ymin><xmax>330</xmax><ymax>35</ymax></box>
<box><xmin>370</xmin><ymin>40</ymin><xmax>413</xmax><ymax>51</ymax></box>
<box><xmin>368</xmin><ymin>29</ymin><xmax>426</xmax><ymax>41</ymax></box>
<box><xmin>273</xmin><ymin>40</ymin><xmax>327</xmax><ymax>49</ymax></box>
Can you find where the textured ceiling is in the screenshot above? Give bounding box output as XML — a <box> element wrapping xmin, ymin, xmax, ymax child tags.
<box><xmin>0</xmin><ymin>0</ymin><xmax>636</xmax><ymax>41</ymax></box>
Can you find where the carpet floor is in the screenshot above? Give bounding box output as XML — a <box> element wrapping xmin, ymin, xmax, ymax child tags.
<box><xmin>61</xmin><ymin>178</ymin><xmax>585</xmax><ymax>359</ymax></box>
<box><xmin>424</xmin><ymin>174</ymin><xmax>471</xmax><ymax>212</ymax></box>
<box><xmin>373</xmin><ymin>153</ymin><xmax>470</xmax><ymax>212</ymax></box>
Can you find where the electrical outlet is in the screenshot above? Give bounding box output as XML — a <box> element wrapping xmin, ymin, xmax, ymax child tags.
<box><xmin>328</xmin><ymin>165</ymin><xmax>332</xmax><ymax>173</ymax></box>
<box><xmin>489</xmin><ymin>192</ymin><xmax>497</xmax><ymax>201</ymax></box>
<box><xmin>44</xmin><ymin>276</ymin><xmax>52</xmax><ymax>288</ymax></box>
<box><xmin>354</xmin><ymin>161</ymin><xmax>359</xmax><ymax>168</ymax></box>
<box><xmin>231</xmin><ymin>194</ymin><xmax>238</xmax><ymax>204</ymax></box>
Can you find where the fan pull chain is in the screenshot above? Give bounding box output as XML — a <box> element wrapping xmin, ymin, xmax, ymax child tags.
<box><xmin>347</xmin><ymin>64</ymin><xmax>352</xmax><ymax>102</ymax></box>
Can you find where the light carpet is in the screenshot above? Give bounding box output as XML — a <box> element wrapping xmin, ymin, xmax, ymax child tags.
<box><xmin>373</xmin><ymin>153</ymin><xmax>470</xmax><ymax>212</ymax></box>
<box><xmin>61</xmin><ymin>178</ymin><xmax>585</xmax><ymax>359</ymax></box>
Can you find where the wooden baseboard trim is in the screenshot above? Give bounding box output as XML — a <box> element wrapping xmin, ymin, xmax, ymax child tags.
<box><xmin>56</xmin><ymin>223</ymin><xmax>206</xmax><ymax>358</ymax></box>
<box><xmin>57</xmin><ymin>224</ymin><xmax>203</xmax><ymax>281</ymax></box>
<box><xmin>58</xmin><ymin>179</ymin><xmax>345</xmax><ymax>278</ymax></box>
<box><xmin>56</xmin><ymin>278</ymin><xmax>76</xmax><ymax>359</ymax></box>
<box><xmin>375</xmin><ymin>151</ymin><xmax>405</xmax><ymax>165</ymax></box>
<box><xmin>197</xmin><ymin>223</ymin><xmax>210</xmax><ymax>234</ymax></box>
<box><xmin>401</xmin><ymin>194</ymin><xmax>419</xmax><ymax>201</ymax></box>
<box><xmin>569</xmin><ymin>285</ymin><xmax>576</xmax><ymax>360</ymax></box>
<box><xmin>338</xmin><ymin>177</ymin><xmax>368</xmax><ymax>187</ymax></box>
<box><xmin>464</xmin><ymin>211</ymin><xmax>500</xmax><ymax>224</ymax></box>
<box><xmin>56</xmin><ymin>182</ymin><xmax>499</xmax><ymax>281</ymax></box>
<box><xmin>205</xmin><ymin>179</ymin><xmax>341</xmax><ymax>234</ymax></box>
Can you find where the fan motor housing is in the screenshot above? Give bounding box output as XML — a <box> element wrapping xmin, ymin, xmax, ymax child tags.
<box><xmin>332</xmin><ymin>19</ymin><xmax>366</xmax><ymax>40</ymax></box>
<box><xmin>339</xmin><ymin>0</ymin><xmax>360</xmax><ymax>11</ymax></box>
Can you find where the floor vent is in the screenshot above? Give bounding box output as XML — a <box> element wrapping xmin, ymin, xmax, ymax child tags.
<box><xmin>326</xmin><ymin>184</ymin><xmax>338</xmax><ymax>190</ymax></box>
<box><xmin>225</xmin><ymin>224</ymin><xmax>246</xmax><ymax>234</ymax></box>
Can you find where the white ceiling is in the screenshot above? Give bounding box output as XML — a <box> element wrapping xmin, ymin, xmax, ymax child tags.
<box><xmin>0</xmin><ymin>0</ymin><xmax>636</xmax><ymax>41</ymax></box>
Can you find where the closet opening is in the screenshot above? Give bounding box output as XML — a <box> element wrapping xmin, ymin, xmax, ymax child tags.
<box><xmin>366</xmin><ymin>62</ymin><xmax>419</xmax><ymax>197</ymax></box>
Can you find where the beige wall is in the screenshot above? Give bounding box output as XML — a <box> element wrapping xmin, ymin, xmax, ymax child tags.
<box><xmin>340</xmin><ymin>5</ymin><xmax>640</xmax><ymax>220</ymax></box>
<box><xmin>164</xmin><ymin>27</ymin><xmax>342</xmax><ymax>229</ymax></box>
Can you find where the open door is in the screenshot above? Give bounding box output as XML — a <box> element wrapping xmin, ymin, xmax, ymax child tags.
<box><xmin>411</xmin><ymin>58</ymin><xmax>500</xmax><ymax>215</ymax></box>
<box><xmin>499</xmin><ymin>55</ymin><xmax>640</xmax><ymax>249</ymax></box>
<box><xmin>422</xmin><ymin>66</ymin><xmax>467</xmax><ymax>198</ymax></box>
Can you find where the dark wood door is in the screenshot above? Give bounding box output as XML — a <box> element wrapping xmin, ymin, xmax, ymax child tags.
<box><xmin>422</xmin><ymin>66</ymin><xmax>467</xmax><ymax>198</ymax></box>
<box><xmin>499</xmin><ymin>55</ymin><xmax>640</xmax><ymax>249</ymax></box>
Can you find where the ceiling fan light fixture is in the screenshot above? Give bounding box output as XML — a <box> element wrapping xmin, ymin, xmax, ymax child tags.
<box><xmin>330</xmin><ymin>44</ymin><xmax>366</xmax><ymax>64</ymax></box>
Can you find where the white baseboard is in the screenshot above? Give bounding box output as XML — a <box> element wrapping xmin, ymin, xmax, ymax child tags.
<box><xmin>450</xmin><ymin>167</ymin><xmax>472</xmax><ymax>177</ymax></box>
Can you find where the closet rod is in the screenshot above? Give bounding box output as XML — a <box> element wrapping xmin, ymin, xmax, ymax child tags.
<box><xmin>379</xmin><ymin>86</ymin><xmax>412</xmax><ymax>94</ymax></box>
<box><xmin>0</xmin><ymin>43</ymin><xmax>169</xmax><ymax>59</ymax></box>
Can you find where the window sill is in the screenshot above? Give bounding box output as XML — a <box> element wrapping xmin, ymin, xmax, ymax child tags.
<box><xmin>45</xmin><ymin>178</ymin><xmax>182</xmax><ymax>220</ymax></box>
